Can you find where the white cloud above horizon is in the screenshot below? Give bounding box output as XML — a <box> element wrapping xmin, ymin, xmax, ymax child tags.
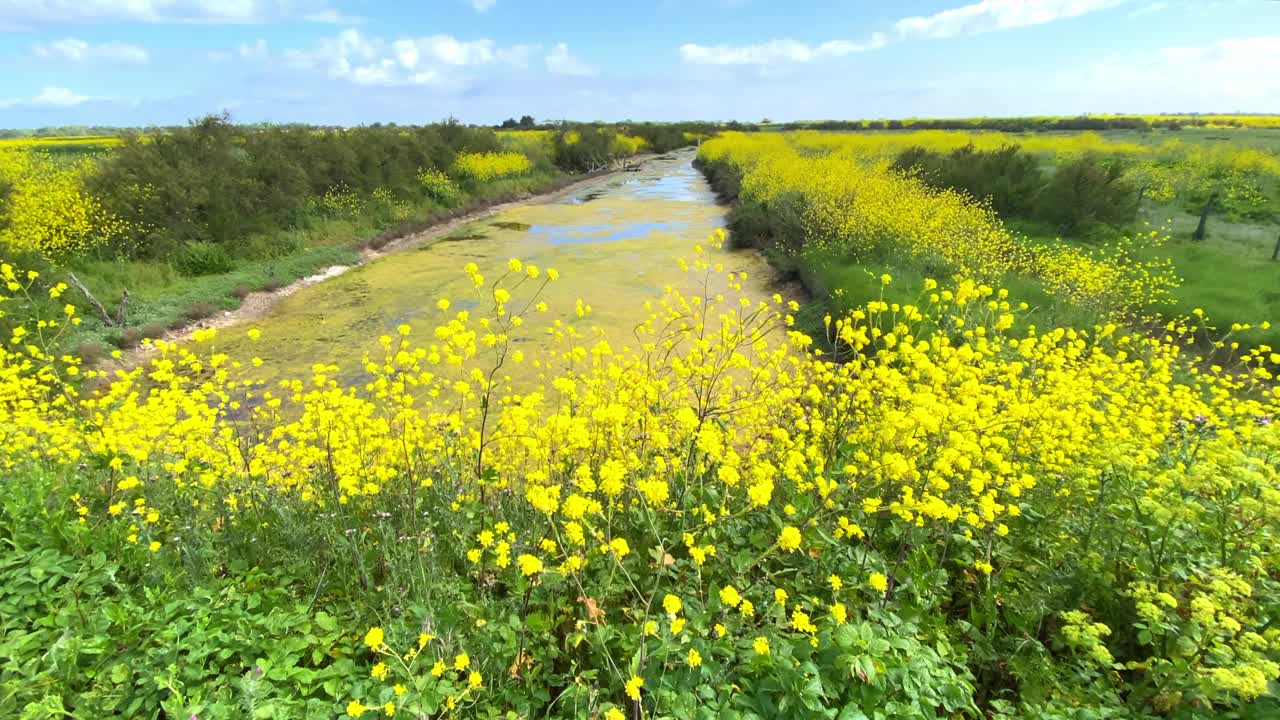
<box><xmin>34</xmin><ymin>85</ymin><xmax>89</xmax><ymax>106</ymax></box>
<box><xmin>1</xmin><ymin>85</ymin><xmax>91</xmax><ymax>109</ymax></box>
<box><xmin>894</xmin><ymin>0</ymin><xmax>1129</xmax><ymax>40</ymax></box>
<box><xmin>1075</xmin><ymin>34</ymin><xmax>1280</xmax><ymax>102</ymax></box>
<box><xmin>679</xmin><ymin>35</ymin><xmax>888</xmax><ymax>65</ymax></box>
<box><xmin>283</xmin><ymin>29</ymin><xmax>569</xmax><ymax>87</ymax></box>
<box><xmin>32</xmin><ymin>37</ymin><xmax>149</xmax><ymax>64</ymax></box>
<box><xmin>680</xmin><ymin>0</ymin><xmax>1131</xmax><ymax>65</ymax></box>
<box><xmin>545</xmin><ymin>43</ymin><xmax>597</xmax><ymax>76</ymax></box>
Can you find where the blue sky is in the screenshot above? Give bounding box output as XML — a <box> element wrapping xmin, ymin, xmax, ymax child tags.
<box><xmin>0</xmin><ymin>0</ymin><xmax>1276</xmax><ymax>128</ymax></box>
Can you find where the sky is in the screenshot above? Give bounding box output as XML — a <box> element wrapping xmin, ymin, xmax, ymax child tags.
<box><xmin>0</xmin><ymin>0</ymin><xmax>1277</xmax><ymax>128</ymax></box>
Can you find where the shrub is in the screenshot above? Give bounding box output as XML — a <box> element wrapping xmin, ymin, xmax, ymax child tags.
<box><xmin>700</xmin><ymin>132</ymin><xmax>1177</xmax><ymax>317</ymax></box>
<box><xmin>174</xmin><ymin>242</ymin><xmax>235</xmax><ymax>276</ymax></box>
<box><xmin>114</xmin><ymin>320</ymin><xmax>169</xmax><ymax>348</ymax></box>
<box><xmin>417</xmin><ymin>168</ymin><xmax>460</xmax><ymax>206</ymax></box>
<box><xmin>178</xmin><ymin>301</ymin><xmax>219</xmax><ymax>324</ymax></box>
<box><xmin>893</xmin><ymin>144</ymin><xmax>1045</xmax><ymax>217</ymax></box>
<box><xmin>1035</xmin><ymin>155</ymin><xmax>1139</xmax><ymax>235</ymax></box>
<box><xmin>450</xmin><ymin>151</ymin><xmax>532</xmax><ymax>183</ymax></box>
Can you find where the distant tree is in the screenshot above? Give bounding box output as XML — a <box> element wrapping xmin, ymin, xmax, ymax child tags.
<box><xmin>519</xmin><ymin>115</ymin><xmax>536</xmax><ymax>128</ymax></box>
<box><xmin>500</xmin><ymin>118</ymin><xmax>519</xmax><ymax>129</ymax></box>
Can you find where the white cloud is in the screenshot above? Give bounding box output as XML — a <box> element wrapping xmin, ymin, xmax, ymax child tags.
<box><xmin>32</xmin><ymin>86</ymin><xmax>89</xmax><ymax>106</ymax></box>
<box><xmin>288</xmin><ymin>30</ymin><xmax>540</xmax><ymax>87</ymax></box>
<box><xmin>426</xmin><ymin>36</ymin><xmax>497</xmax><ymax>65</ymax></box>
<box><xmin>391</xmin><ymin>39</ymin><xmax>420</xmax><ymax>69</ymax></box>
<box><xmin>680</xmin><ymin>35</ymin><xmax>887</xmax><ymax>65</ymax></box>
<box><xmin>32</xmin><ymin>37</ymin><xmax>149</xmax><ymax>64</ymax></box>
<box><xmin>1079</xmin><ymin>34</ymin><xmax>1280</xmax><ymax>101</ymax></box>
<box><xmin>304</xmin><ymin>8</ymin><xmax>365</xmax><ymax>24</ymax></box>
<box><xmin>680</xmin><ymin>0</ymin><xmax>1126</xmax><ymax>66</ymax></box>
<box><xmin>469</xmin><ymin>0</ymin><xmax>497</xmax><ymax>12</ymax></box>
<box><xmin>544</xmin><ymin>43</ymin><xmax>597</xmax><ymax>76</ymax></box>
<box><xmin>0</xmin><ymin>0</ymin><xmax>353</xmax><ymax>27</ymax></box>
<box><xmin>894</xmin><ymin>0</ymin><xmax>1129</xmax><ymax>40</ymax></box>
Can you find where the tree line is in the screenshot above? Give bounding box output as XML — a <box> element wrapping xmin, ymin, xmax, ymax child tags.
<box><xmin>11</xmin><ymin>115</ymin><xmax>727</xmax><ymax>264</ymax></box>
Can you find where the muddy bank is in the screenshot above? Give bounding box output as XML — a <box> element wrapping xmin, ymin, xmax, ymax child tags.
<box><xmin>117</xmin><ymin>160</ymin><xmax>658</xmax><ymax>365</ymax></box>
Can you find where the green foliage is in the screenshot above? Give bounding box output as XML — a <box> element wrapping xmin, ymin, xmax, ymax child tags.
<box><xmin>892</xmin><ymin>145</ymin><xmax>1140</xmax><ymax>236</ymax></box>
<box><xmin>87</xmin><ymin>113</ymin><xmax>506</xmax><ymax>258</ymax></box>
<box><xmin>552</xmin><ymin>126</ymin><xmax>616</xmax><ymax>172</ymax></box>
<box><xmin>0</xmin><ymin>472</ymin><xmax>360</xmax><ymax>720</ymax></box>
<box><xmin>418</xmin><ymin>168</ymin><xmax>461</xmax><ymax>206</ymax></box>
<box><xmin>1034</xmin><ymin>155</ymin><xmax>1139</xmax><ymax>235</ymax></box>
<box><xmin>175</xmin><ymin>241</ymin><xmax>236</xmax><ymax>276</ymax></box>
<box><xmin>892</xmin><ymin>144</ymin><xmax>1044</xmax><ymax>216</ymax></box>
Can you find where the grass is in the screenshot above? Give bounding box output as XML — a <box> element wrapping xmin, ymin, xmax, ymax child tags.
<box><xmin>70</xmin><ymin>244</ymin><xmax>360</xmax><ymax>349</ymax></box>
<box><xmin>1142</xmin><ymin>232</ymin><xmax>1280</xmax><ymax>350</ymax></box>
<box><xmin>1018</xmin><ymin>203</ymin><xmax>1280</xmax><ymax>350</ymax></box>
<box><xmin>785</xmin><ymin>245</ymin><xmax>1106</xmax><ymax>357</ymax></box>
<box><xmin>1096</xmin><ymin>127</ymin><xmax>1280</xmax><ymax>153</ymax></box>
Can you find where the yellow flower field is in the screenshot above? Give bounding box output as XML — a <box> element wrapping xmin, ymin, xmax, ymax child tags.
<box><xmin>2</xmin><ymin>228</ymin><xmax>1278</xmax><ymax>716</ymax></box>
<box><xmin>699</xmin><ymin>131</ymin><xmax>1181</xmax><ymax>316</ymax></box>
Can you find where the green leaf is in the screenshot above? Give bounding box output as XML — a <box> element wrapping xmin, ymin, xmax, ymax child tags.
<box><xmin>838</xmin><ymin>706</ymin><xmax>870</xmax><ymax>720</ymax></box>
<box><xmin>314</xmin><ymin>611</ymin><xmax>337</xmax><ymax>632</ymax></box>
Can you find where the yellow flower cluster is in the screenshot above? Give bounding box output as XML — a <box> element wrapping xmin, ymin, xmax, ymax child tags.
<box><xmin>699</xmin><ymin>132</ymin><xmax>1180</xmax><ymax>315</ymax></box>
<box><xmin>609</xmin><ymin>134</ymin><xmax>648</xmax><ymax>157</ymax></box>
<box><xmin>416</xmin><ymin>167</ymin><xmax>459</xmax><ymax>203</ymax></box>
<box><xmin>2</xmin><ymin>235</ymin><xmax>1278</xmax><ymax>713</ymax></box>
<box><xmin>347</xmin><ymin>627</ymin><xmax>482</xmax><ymax>716</ymax></box>
<box><xmin>450</xmin><ymin>151</ymin><xmax>532</xmax><ymax>182</ymax></box>
<box><xmin>0</xmin><ymin>149</ymin><xmax>130</xmax><ymax>259</ymax></box>
<box><xmin>0</xmin><ymin>135</ymin><xmax>124</xmax><ymax>150</ymax></box>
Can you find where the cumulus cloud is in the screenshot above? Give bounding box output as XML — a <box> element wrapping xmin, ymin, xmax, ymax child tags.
<box><xmin>32</xmin><ymin>37</ymin><xmax>149</xmax><ymax>64</ymax></box>
<box><xmin>680</xmin><ymin>0</ymin><xmax>1127</xmax><ymax>65</ymax></box>
<box><xmin>32</xmin><ymin>86</ymin><xmax>90</xmax><ymax>106</ymax></box>
<box><xmin>288</xmin><ymin>29</ymin><xmax>542</xmax><ymax>87</ymax></box>
<box><xmin>544</xmin><ymin>43</ymin><xmax>597</xmax><ymax>76</ymax></box>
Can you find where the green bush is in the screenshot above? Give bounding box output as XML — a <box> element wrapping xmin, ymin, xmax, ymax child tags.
<box><xmin>87</xmin><ymin>114</ymin><xmax>506</xmax><ymax>258</ymax></box>
<box><xmin>174</xmin><ymin>242</ymin><xmax>235</xmax><ymax>276</ymax></box>
<box><xmin>892</xmin><ymin>144</ymin><xmax>1044</xmax><ymax>216</ymax></box>
<box><xmin>892</xmin><ymin>146</ymin><xmax>1140</xmax><ymax>237</ymax></box>
<box><xmin>1035</xmin><ymin>155</ymin><xmax>1139</xmax><ymax>235</ymax></box>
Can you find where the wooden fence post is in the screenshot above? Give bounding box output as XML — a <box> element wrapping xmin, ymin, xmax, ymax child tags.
<box><xmin>1192</xmin><ymin>192</ymin><xmax>1217</xmax><ymax>242</ymax></box>
<box><xmin>1272</xmin><ymin>234</ymin><xmax>1280</xmax><ymax>261</ymax></box>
